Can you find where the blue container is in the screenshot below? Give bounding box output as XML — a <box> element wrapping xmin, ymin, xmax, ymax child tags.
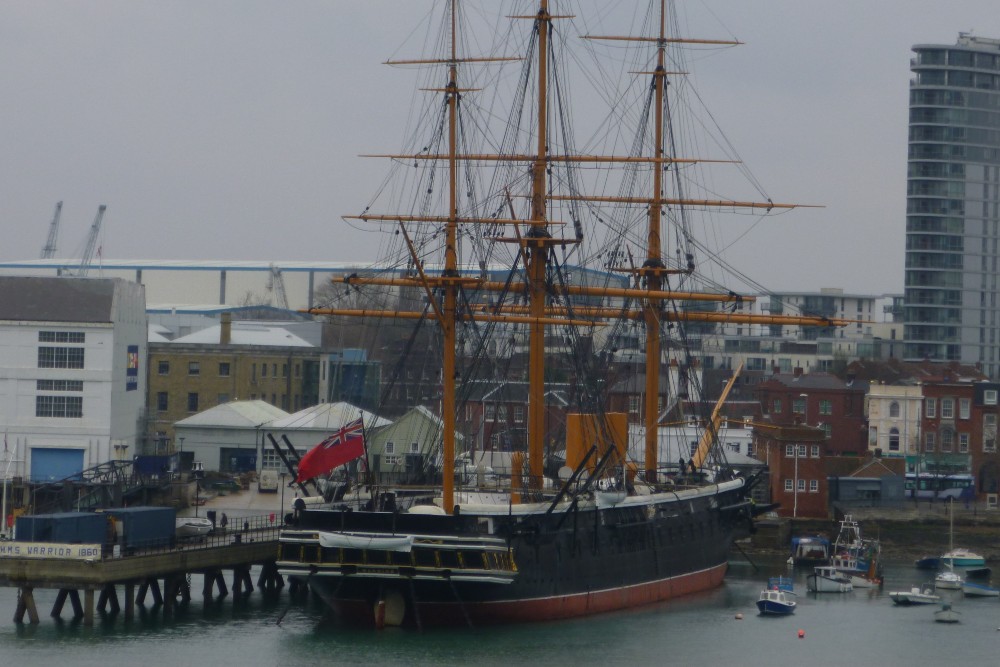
<box><xmin>14</xmin><ymin>512</ymin><xmax>108</xmax><ymax>544</ymax></box>
<box><xmin>102</xmin><ymin>506</ymin><xmax>176</xmax><ymax>550</ymax></box>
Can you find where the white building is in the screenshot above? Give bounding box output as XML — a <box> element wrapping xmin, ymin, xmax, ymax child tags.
<box><xmin>0</xmin><ymin>276</ymin><xmax>147</xmax><ymax>481</ymax></box>
<box><xmin>866</xmin><ymin>384</ymin><xmax>923</xmax><ymax>457</ymax></box>
<box><xmin>173</xmin><ymin>400</ymin><xmax>289</xmax><ymax>473</ymax></box>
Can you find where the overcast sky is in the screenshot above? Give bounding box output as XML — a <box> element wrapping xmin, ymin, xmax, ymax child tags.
<box><xmin>1</xmin><ymin>1</ymin><xmax>997</xmax><ymax>295</ymax></box>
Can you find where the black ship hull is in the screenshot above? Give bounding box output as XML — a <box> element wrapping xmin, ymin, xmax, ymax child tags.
<box><xmin>277</xmin><ymin>478</ymin><xmax>751</xmax><ymax>627</ymax></box>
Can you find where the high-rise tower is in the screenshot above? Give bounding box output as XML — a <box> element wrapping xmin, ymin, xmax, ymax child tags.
<box><xmin>905</xmin><ymin>34</ymin><xmax>1000</xmax><ymax>377</ymax></box>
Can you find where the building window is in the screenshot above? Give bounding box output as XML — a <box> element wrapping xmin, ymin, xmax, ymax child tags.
<box><xmin>785</xmin><ymin>444</ymin><xmax>795</xmax><ymax>457</ymax></box>
<box><xmin>295</xmin><ymin>364</ymin><xmax>301</xmax><ymax>378</ymax></box>
<box><xmin>219</xmin><ymin>362</ymin><xmax>231</xmax><ymax>377</ymax></box>
<box><xmin>36</xmin><ymin>379</ymin><xmax>83</xmax><ymax>392</ymax></box>
<box><xmin>985</xmin><ymin>414</ymin><xmax>998</xmax><ymax>452</ymax></box>
<box><xmin>941</xmin><ymin>429</ymin><xmax>955</xmax><ymax>452</ymax></box>
<box><xmin>187</xmin><ymin>392</ymin><xmax>199</xmax><ymax>412</ymax></box>
<box><xmin>384</xmin><ymin>455</ymin><xmax>400</xmax><ymax>466</ymax></box>
<box><xmin>156</xmin><ymin>392</ymin><xmax>168</xmax><ymax>411</ymax></box>
<box><xmin>792</xmin><ymin>398</ymin><xmax>806</xmax><ymax>414</ymax></box>
<box><xmin>35</xmin><ymin>395</ymin><xmax>83</xmax><ymax>418</ymax></box>
<box><xmin>925</xmin><ymin>432</ymin><xmax>936</xmax><ymax>452</ymax></box>
<box><xmin>810</xmin><ymin>445</ymin><xmax>820</xmax><ymax>458</ymax></box>
<box><xmin>784</xmin><ymin>479</ymin><xmax>794</xmax><ymax>492</ymax></box>
<box><xmin>498</xmin><ymin>405</ymin><xmax>508</xmax><ymax>421</ymax></box>
<box><xmin>819</xmin><ymin>400</ymin><xmax>833</xmax><ymax>416</ymax></box>
<box><xmin>959</xmin><ymin>433</ymin><xmax>970</xmax><ymax>453</ymax></box>
<box><xmin>926</xmin><ymin>398</ymin><xmax>936</xmax><ymax>418</ymax></box>
<box><xmin>385</xmin><ymin>442</ymin><xmax>395</xmax><ymax>454</ymax></box>
<box><xmin>941</xmin><ymin>398</ymin><xmax>954</xmax><ymax>419</ymax></box>
<box><xmin>485</xmin><ymin>404</ymin><xmax>496</xmax><ymax>421</ymax></box>
<box><xmin>188</xmin><ymin>362</ymin><xmax>200</xmax><ymax>376</ymax></box>
<box><xmin>797</xmin><ymin>479</ymin><xmax>806</xmax><ymax>492</ymax></box>
<box><xmin>158</xmin><ymin>360</ymin><xmax>170</xmax><ymax>375</ymax></box>
<box><xmin>821</xmin><ymin>423</ymin><xmax>833</xmax><ymax>439</ymax></box>
<box><xmin>985</xmin><ymin>389</ymin><xmax>998</xmax><ymax>406</ymax></box>
<box><xmin>514</xmin><ymin>406</ymin><xmax>524</xmax><ymax>422</ymax></box>
<box><xmin>888</xmin><ymin>428</ymin><xmax>900</xmax><ymax>452</ymax></box>
<box><xmin>39</xmin><ymin>331</ymin><xmax>85</xmax><ymax>343</ymax></box>
<box><xmin>809</xmin><ymin>480</ymin><xmax>819</xmax><ymax>493</ymax></box>
<box><xmin>960</xmin><ymin>398</ymin><xmax>970</xmax><ymax>419</ymax></box>
<box><xmin>38</xmin><ymin>347</ymin><xmax>84</xmax><ymax>369</ymax></box>
<box><xmin>628</xmin><ymin>395</ymin><xmax>640</xmax><ymax>414</ymax></box>
<box><xmin>772</xmin><ymin>399</ymin><xmax>782</xmax><ymax>414</ymax></box>
<box><xmin>261</xmin><ymin>363</ymin><xmax>268</xmax><ymax>377</ymax></box>
<box><xmin>410</xmin><ymin>442</ymin><xmax>419</xmax><ymax>453</ymax></box>
<box><xmin>272</xmin><ymin>363</ymin><xmax>277</xmax><ymax>377</ymax></box>
<box><xmin>282</xmin><ymin>364</ymin><xmax>288</xmax><ymax>378</ymax></box>
<box><xmin>889</xmin><ymin>401</ymin><xmax>900</xmax><ymax>418</ymax></box>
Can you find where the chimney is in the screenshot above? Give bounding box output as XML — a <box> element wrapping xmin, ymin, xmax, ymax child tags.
<box><xmin>220</xmin><ymin>312</ymin><xmax>232</xmax><ymax>345</ymax></box>
<box><xmin>793</xmin><ymin>367</ymin><xmax>803</xmax><ymax>379</ymax></box>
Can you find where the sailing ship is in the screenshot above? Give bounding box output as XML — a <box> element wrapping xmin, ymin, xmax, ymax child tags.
<box><xmin>276</xmin><ymin>0</ymin><xmax>846</xmax><ymax>627</ymax></box>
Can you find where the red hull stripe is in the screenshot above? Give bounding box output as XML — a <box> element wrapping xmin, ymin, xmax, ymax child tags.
<box><xmin>332</xmin><ymin>562</ymin><xmax>728</xmax><ymax>625</ymax></box>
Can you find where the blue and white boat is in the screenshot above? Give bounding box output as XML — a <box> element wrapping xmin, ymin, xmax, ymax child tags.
<box><xmin>757</xmin><ymin>588</ymin><xmax>796</xmax><ymax>615</ymax></box>
<box><xmin>914</xmin><ymin>556</ymin><xmax>941</xmax><ymax>570</ymax></box>
<box><xmin>961</xmin><ymin>580</ymin><xmax>1000</xmax><ymax>597</ymax></box>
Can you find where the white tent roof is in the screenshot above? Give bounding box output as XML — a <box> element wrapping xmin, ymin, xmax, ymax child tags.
<box><xmin>170</xmin><ymin>323</ymin><xmax>313</xmax><ymax>347</ymax></box>
<box><xmin>175</xmin><ymin>399</ymin><xmax>289</xmax><ymax>429</ymax></box>
<box><xmin>268</xmin><ymin>401</ymin><xmax>390</xmax><ymax>431</ymax></box>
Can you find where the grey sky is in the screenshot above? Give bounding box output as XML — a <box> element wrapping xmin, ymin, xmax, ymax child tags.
<box><xmin>1</xmin><ymin>1</ymin><xmax>996</xmax><ymax>295</ymax></box>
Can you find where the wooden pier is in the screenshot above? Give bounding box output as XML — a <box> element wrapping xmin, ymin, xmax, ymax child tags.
<box><xmin>0</xmin><ymin>519</ymin><xmax>288</xmax><ymax>626</ymax></box>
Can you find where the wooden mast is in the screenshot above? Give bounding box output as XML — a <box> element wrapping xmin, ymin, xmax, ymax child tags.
<box><xmin>643</xmin><ymin>0</ymin><xmax>668</xmax><ymax>483</ymax></box>
<box><xmin>526</xmin><ymin>0</ymin><xmax>551</xmax><ymax>489</ymax></box>
<box><xmin>440</xmin><ymin>0</ymin><xmax>460</xmax><ymax>513</ymax></box>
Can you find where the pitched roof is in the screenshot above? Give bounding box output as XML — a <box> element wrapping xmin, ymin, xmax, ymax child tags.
<box><xmin>0</xmin><ymin>276</ymin><xmax>117</xmax><ymax>323</ymax></box>
<box><xmin>269</xmin><ymin>401</ymin><xmax>391</xmax><ymax>431</ymax></box>
<box><xmin>170</xmin><ymin>323</ymin><xmax>313</xmax><ymax>347</ymax></box>
<box><xmin>175</xmin><ymin>399</ymin><xmax>289</xmax><ymax>428</ymax></box>
<box><xmin>759</xmin><ymin>372</ymin><xmax>857</xmax><ymax>391</ymax></box>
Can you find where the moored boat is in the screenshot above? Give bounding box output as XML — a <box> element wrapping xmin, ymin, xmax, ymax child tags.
<box><xmin>806</xmin><ymin>566</ymin><xmax>853</xmax><ymax>593</ymax></box>
<box><xmin>889</xmin><ymin>585</ymin><xmax>940</xmax><ymax>606</ymax></box>
<box><xmin>914</xmin><ymin>556</ymin><xmax>941</xmax><ymax>570</ymax></box>
<box><xmin>961</xmin><ymin>580</ymin><xmax>1000</xmax><ymax>597</ymax></box>
<box><xmin>790</xmin><ymin>536</ymin><xmax>831</xmax><ymax>566</ymax></box>
<box><xmin>940</xmin><ymin>548</ymin><xmax>986</xmax><ymax>568</ymax></box>
<box><xmin>934</xmin><ymin>603</ymin><xmax>961</xmax><ymax>623</ymax></box>
<box><xmin>757</xmin><ymin>588</ymin><xmax>796</xmax><ymax>616</ymax></box>
<box><xmin>934</xmin><ymin>569</ymin><xmax>963</xmax><ymax>590</ymax></box>
<box><xmin>275</xmin><ymin>0</ymin><xmax>848</xmax><ymax>628</ymax></box>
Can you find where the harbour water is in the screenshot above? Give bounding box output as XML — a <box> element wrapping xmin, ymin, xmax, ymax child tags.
<box><xmin>0</xmin><ymin>557</ymin><xmax>997</xmax><ymax>666</ymax></box>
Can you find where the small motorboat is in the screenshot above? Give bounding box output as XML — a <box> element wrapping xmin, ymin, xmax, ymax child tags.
<box><xmin>890</xmin><ymin>585</ymin><xmax>941</xmax><ymax>606</ymax></box>
<box><xmin>935</xmin><ymin>568</ymin><xmax>964</xmax><ymax>590</ymax></box>
<box><xmin>757</xmin><ymin>588</ymin><xmax>797</xmax><ymax>616</ymax></box>
<box><xmin>934</xmin><ymin>603</ymin><xmax>961</xmax><ymax>623</ymax></box>
<box><xmin>965</xmin><ymin>566</ymin><xmax>992</xmax><ymax>580</ymax></box>
<box><xmin>961</xmin><ymin>580</ymin><xmax>1000</xmax><ymax>597</ymax></box>
<box><xmin>806</xmin><ymin>565</ymin><xmax>853</xmax><ymax>593</ymax></box>
<box><xmin>175</xmin><ymin>516</ymin><xmax>213</xmax><ymax>540</ymax></box>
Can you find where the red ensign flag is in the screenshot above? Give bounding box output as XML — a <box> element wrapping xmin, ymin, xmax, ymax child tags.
<box><xmin>295</xmin><ymin>417</ymin><xmax>365</xmax><ymax>483</ymax></box>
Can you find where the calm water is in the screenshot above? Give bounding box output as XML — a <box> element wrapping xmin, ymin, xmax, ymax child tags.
<box><xmin>0</xmin><ymin>558</ymin><xmax>997</xmax><ymax>666</ymax></box>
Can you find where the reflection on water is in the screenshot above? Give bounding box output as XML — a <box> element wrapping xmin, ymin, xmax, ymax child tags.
<box><xmin>0</xmin><ymin>559</ymin><xmax>996</xmax><ymax>667</ymax></box>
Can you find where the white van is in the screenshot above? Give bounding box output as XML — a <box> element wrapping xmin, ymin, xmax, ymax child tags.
<box><xmin>258</xmin><ymin>468</ymin><xmax>279</xmax><ymax>493</ymax></box>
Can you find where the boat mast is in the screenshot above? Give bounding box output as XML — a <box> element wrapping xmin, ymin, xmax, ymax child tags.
<box><xmin>526</xmin><ymin>0</ymin><xmax>552</xmax><ymax>488</ymax></box>
<box><xmin>643</xmin><ymin>0</ymin><xmax>668</xmax><ymax>483</ymax></box>
<box><xmin>440</xmin><ymin>0</ymin><xmax>460</xmax><ymax>512</ymax></box>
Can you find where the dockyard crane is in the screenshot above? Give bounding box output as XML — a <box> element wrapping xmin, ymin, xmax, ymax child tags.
<box><xmin>266</xmin><ymin>263</ymin><xmax>290</xmax><ymax>310</ymax></box>
<box><xmin>75</xmin><ymin>205</ymin><xmax>106</xmax><ymax>277</ymax></box>
<box><xmin>39</xmin><ymin>201</ymin><xmax>63</xmax><ymax>259</ymax></box>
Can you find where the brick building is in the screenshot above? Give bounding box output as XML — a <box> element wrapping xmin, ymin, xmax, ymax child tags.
<box><xmin>754</xmin><ymin>424</ymin><xmax>828</xmax><ymax>519</ymax></box>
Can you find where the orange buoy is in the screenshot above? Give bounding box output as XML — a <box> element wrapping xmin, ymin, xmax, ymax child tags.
<box><xmin>735</xmin><ymin>613</ymin><xmax>744</xmax><ymax>620</ymax></box>
<box><xmin>798</xmin><ymin>629</ymin><xmax>805</xmax><ymax>639</ymax></box>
